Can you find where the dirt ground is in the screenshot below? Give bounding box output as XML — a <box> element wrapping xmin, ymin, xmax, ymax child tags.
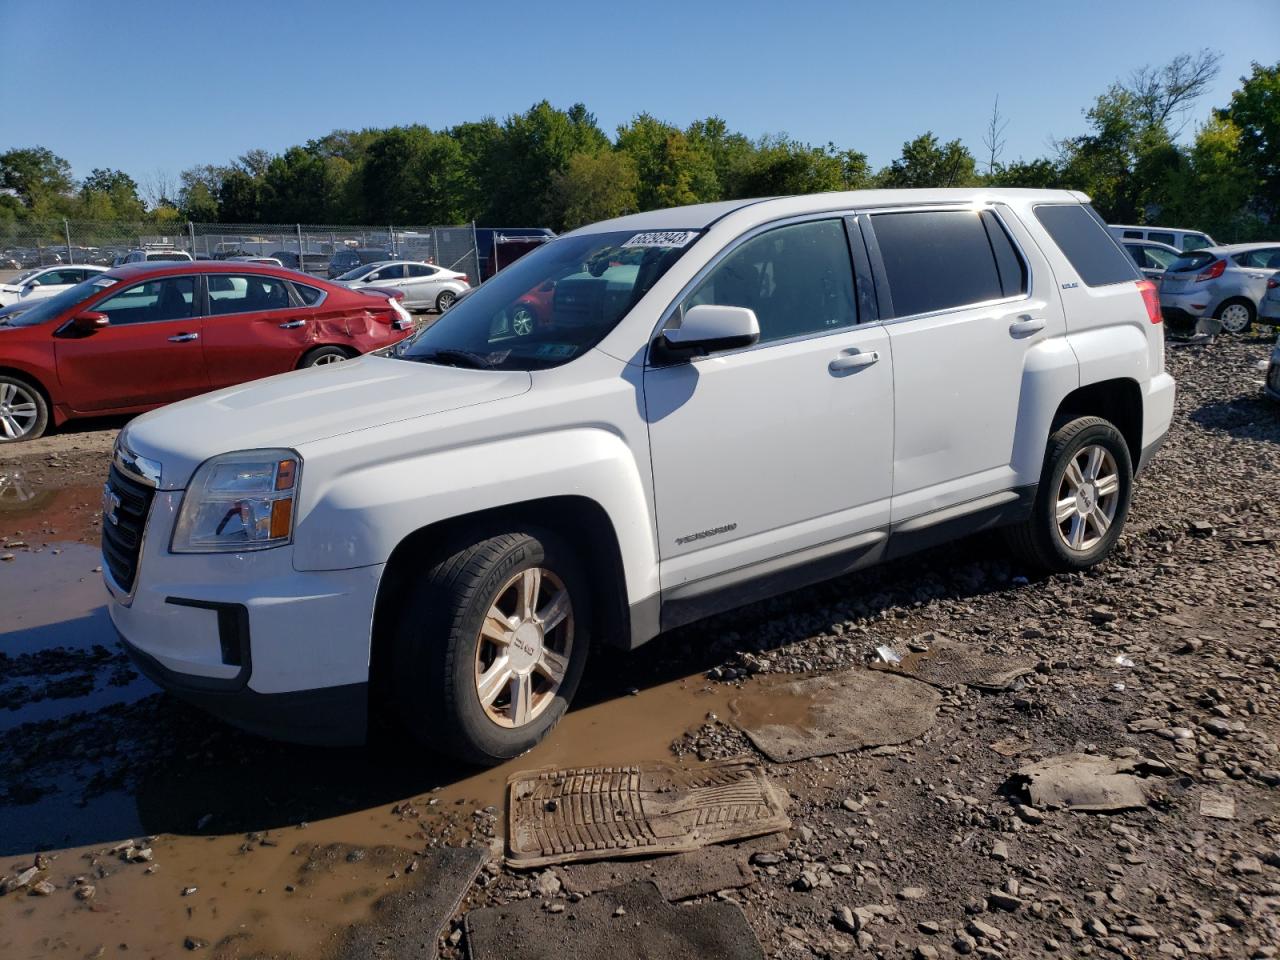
<box><xmin>0</xmin><ymin>331</ymin><xmax>1277</xmax><ymax>959</ymax></box>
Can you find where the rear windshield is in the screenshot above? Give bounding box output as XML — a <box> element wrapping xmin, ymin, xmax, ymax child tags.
<box><xmin>1167</xmin><ymin>252</ymin><xmax>1217</xmax><ymax>273</ymax></box>
<box><xmin>1034</xmin><ymin>204</ymin><xmax>1140</xmax><ymax>287</ymax></box>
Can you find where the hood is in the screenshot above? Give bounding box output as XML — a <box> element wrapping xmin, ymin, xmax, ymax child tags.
<box><xmin>124</xmin><ymin>355</ymin><xmax>532</xmax><ymax>489</ymax></box>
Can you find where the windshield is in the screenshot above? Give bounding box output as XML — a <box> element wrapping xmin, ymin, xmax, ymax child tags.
<box><xmin>397</xmin><ymin>229</ymin><xmax>698</xmax><ymax>371</ymax></box>
<box><xmin>0</xmin><ymin>275</ymin><xmax>114</xmax><ymax>327</ymax></box>
<box><xmin>337</xmin><ymin>264</ymin><xmax>374</xmax><ymax>281</ymax></box>
<box><xmin>146</xmin><ymin>251</ymin><xmax>190</xmax><ymax>261</ymax></box>
<box><xmin>10</xmin><ymin>268</ymin><xmax>41</xmax><ymax>284</ymax></box>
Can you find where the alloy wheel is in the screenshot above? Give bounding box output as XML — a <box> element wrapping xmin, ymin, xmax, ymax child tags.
<box><xmin>0</xmin><ymin>382</ymin><xmax>40</xmax><ymax>440</ymax></box>
<box><xmin>438</xmin><ymin>292</ymin><xmax>456</xmax><ymax>311</ymax></box>
<box><xmin>1055</xmin><ymin>444</ymin><xmax>1120</xmax><ymax>552</ymax></box>
<box><xmin>473</xmin><ymin>566</ymin><xmax>574</xmax><ymax>728</ymax></box>
<box><xmin>312</xmin><ymin>352</ymin><xmax>346</xmax><ymax>365</ymax></box>
<box><xmin>1218</xmin><ymin>302</ymin><xmax>1251</xmax><ymax>333</ymax></box>
<box><xmin>511</xmin><ymin>307</ymin><xmax>535</xmax><ymax>336</ymax></box>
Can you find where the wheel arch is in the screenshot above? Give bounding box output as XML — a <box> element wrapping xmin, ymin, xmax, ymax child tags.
<box><xmin>369</xmin><ymin>495</ymin><xmax>632</xmax><ymax>705</ymax></box>
<box><xmin>1050</xmin><ymin>377</ymin><xmax>1143</xmax><ymax>468</ymax></box>
<box><xmin>0</xmin><ymin>365</ymin><xmax>56</xmax><ymax>421</ymax></box>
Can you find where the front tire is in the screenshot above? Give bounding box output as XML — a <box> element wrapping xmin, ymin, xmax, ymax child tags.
<box><xmin>390</xmin><ymin>531</ymin><xmax>590</xmax><ymax>766</ymax></box>
<box><xmin>0</xmin><ymin>375</ymin><xmax>48</xmax><ymax>443</ymax></box>
<box><xmin>1004</xmin><ymin>416</ymin><xmax>1133</xmax><ymax>573</ymax></box>
<box><xmin>1215</xmin><ymin>298</ymin><xmax>1254</xmax><ymax>334</ymax></box>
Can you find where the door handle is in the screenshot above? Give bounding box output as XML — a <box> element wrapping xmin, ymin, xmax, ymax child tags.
<box><xmin>829</xmin><ymin>349</ymin><xmax>879</xmax><ymax>373</ymax></box>
<box><xmin>1008</xmin><ymin>316</ymin><xmax>1045</xmax><ymax>338</ymax></box>
<box><xmin>278</xmin><ymin>320</ymin><xmax>306</xmax><ymax>329</ymax></box>
<box><xmin>167</xmin><ymin>332</ymin><xmax>199</xmax><ymax>342</ymax></box>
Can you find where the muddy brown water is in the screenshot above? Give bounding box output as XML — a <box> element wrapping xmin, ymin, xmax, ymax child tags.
<box><xmin>0</xmin><ymin>489</ymin><xmax>776</xmax><ymax>957</ymax></box>
<box><xmin>0</xmin><ymin>475</ymin><xmax>822</xmax><ymax>958</ymax></box>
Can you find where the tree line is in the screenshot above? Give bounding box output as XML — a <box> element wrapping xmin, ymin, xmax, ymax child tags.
<box><xmin>2</xmin><ymin>54</ymin><xmax>1275</xmax><ymax>241</ymax></box>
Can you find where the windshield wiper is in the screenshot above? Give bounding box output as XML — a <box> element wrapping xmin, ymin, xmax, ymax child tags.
<box><xmin>410</xmin><ymin>348</ymin><xmax>495</xmax><ymax>370</ymax></box>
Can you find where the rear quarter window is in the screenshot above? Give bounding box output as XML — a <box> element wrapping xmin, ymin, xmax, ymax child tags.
<box><xmin>1034</xmin><ymin>205</ymin><xmax>1140</xmax><ymax>287</ymax></box>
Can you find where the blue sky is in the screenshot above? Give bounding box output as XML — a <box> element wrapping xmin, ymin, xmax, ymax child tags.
<box><xmin>4</xmin><ymin>0</ymin><xmax>1276</xmax><ymax>185</ymax></box>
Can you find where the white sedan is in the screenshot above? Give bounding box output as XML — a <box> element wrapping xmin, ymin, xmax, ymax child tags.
<box><xmin>0</xmin><ymin>265</ymin><xmax>107</xmax><ymax>308</ymax></box>
<box><xmin>336</xmin><ymin>260</ymin><xmax>469</xmax><ymax>312</ymax></box>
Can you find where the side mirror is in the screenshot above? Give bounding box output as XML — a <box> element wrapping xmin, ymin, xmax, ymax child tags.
<box><xmin>661</xmin><ymin>304</ymin><xmax>760</xmax><ymax>356</ymax></box>
<box><xmin>73</xmin><ymin>311</ymin><xmax>109</xmax><ymax>332</ymax></box>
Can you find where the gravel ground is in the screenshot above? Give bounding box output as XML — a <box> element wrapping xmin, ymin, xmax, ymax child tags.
<box><xmin>0</xmin><ymin>330</ymin><xmax>1277</xmax><ymax>959</ymax></box>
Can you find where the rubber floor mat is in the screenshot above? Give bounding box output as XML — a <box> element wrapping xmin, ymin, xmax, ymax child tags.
<box><xmin>730</xmin><ymin>669</ymin><xmax>940</xmax><ymax>762</ymax></box>
<box><xmin>333</xmin><ymin>846</ymin><xmax>486</xmax><ymax>959</ymax></box>
<box><xmin>464</xmin><ymin>880</ymin><xmax>764</xmax><ymax>960</ymax></box>
<box><xmin>505</xmin><ymin>758</ymin><xmax>789</xmax><ymax>868</ymax></box>
<box><xmin>556</xmin><ymin>843</ymin><xmax>754</xmax><ymax>900</ymax></box>
<box><xmin>871</xmin><ymin>639</ymin><xmax>1035</xmax><ymax>691</ymax></box>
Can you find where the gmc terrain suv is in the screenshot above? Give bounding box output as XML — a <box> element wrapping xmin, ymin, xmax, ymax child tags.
<box><xmin>105</xmin><ymin>189</ymin><xmax>1175</xmax><ymax>765</ymax></box>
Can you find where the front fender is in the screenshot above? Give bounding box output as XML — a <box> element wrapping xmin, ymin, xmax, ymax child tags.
<box><xmin>290</xmin><ymin>426</ymin><xmax>658</xmax><ymax>608</ymax></box>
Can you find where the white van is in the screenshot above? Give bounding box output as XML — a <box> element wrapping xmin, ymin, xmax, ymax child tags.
<box><xmin>1109</xmin><ymin>224</ymin><xmax>1215</xmax><ymax>252</ymax></box>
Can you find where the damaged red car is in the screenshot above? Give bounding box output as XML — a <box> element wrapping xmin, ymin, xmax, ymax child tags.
<box><xmin>0</xmin><ymin>261</ymin><xmax>415</xmax><ymax>442</ymax></box>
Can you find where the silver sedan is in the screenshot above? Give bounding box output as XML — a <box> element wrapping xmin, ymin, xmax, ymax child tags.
<box><xmin>1159</xmin><ymin>242</ymin><xmax>1280</xmax><ymax>334</ymax></box>
<box><xmin>336</xmin><ymin>260</ymin><xmax>470</xmax><ymax>312</ymax></box>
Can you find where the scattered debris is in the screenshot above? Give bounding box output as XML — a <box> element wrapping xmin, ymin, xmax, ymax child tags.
<box><xmin>464</xmin><ymin>881</ymin><xmax>765</xmax><ymax>960</ymax></box>
<box><xmin>1198</xmin><ymin>793</ymin><xmax>1237</xmax><ymax>820</ymax></box>
<box><xmin>506</xmin><ymin>759</ymin><xmax>789</xmax><ymax>868</ymax></box>
<box><xmin>330</xmin><ymin>846</ymin><xmax>486</xmax><ymax>960</ymax></box>
<box><xmin>555</xmin><ymin>838</ymin><xmax>780</xmax><ymax>901</ymax></box>
<box><xmin>730</xmin><ymin>669</ymin><xmax>939</xmax><ymax>762</ymax></box>
<box><xmin>1012</xmin><ymin>754</ymin><xmax>1168</xmax><ymax>812</ymax></box>
<box><xmin>870</xmin><ymin>639</ymin><xmax>1035</xmax><ymax>691</ymax></box>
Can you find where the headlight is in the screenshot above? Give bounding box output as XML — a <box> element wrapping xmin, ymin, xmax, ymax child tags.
<box><xmin>171</xmin><ymin>450</ymin><xmax>300</xmax><ymax>553</ymax></box>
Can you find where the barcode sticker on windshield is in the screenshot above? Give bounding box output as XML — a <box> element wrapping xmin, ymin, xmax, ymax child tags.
<box><xmin>622</xmin><ymin>230</ymin><xmax>696</xmax><ymax>249</ymax></box>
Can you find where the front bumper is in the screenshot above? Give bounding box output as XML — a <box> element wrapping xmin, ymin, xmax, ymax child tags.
<box><xmin>1266</xmin><ymin>351</ymin><xmax>1280</xmax><ymax>403</ymax></box>
<box><xmin>107</xmin><ymin>488</ymin><xmax>384</xmax><ymax>746</ymax></box>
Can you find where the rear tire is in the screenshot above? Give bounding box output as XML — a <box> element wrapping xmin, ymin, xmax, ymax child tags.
<box><xmin>1004</xmin><ymin>416</ymin><xmax>1133</xmax><ymax>573</ymax></box>
<box><xmin>390</xmin><ymin>530</ymin><xmax>590</xmax><ymax>766</ymax></box>
<box><xmin>1215</xmin><ymin>298</ymin><xmax>1254</xmax><ymax>334</ymax></box>
<box><xmin>299</xmin><ymin>346</ymin><xmax>350</xmax><ymax>368</ymax></box>
<box><xmin>436</xmin><ymin>290</ymin><xmax>457</xmax><ymax>313</ymax></box>
<box><xmin>0</xmin><ymin>375</ymin><xmax>49</xmax><ymax>443</ymax></box>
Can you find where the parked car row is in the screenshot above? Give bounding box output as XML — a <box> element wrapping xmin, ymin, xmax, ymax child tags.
<box><xmin>0</xmin><ymin>261</ymin><xmax>415</xmax><ymax>442</ymax></box>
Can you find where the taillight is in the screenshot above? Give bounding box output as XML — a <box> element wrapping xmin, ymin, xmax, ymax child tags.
<box><xmin>459</xmin><ymin>275</ymin><xmax>470</xmax><ymax>286</ymax></box>
<box><xmin>1136</xmin><ymin>280</ymin><xmax>1161</xmax><ymax>324</ymax></box>
<box><xmin>1194</xmin><ymin>259</ymin><xmax>1225</xmax><ymax>283</ymax></box>
<box><xmin>1268</xmin><ymin>278</ymin><xmax>1278</xmax><ymax>290</ymax></box>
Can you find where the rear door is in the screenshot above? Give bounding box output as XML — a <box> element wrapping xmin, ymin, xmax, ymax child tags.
<box><xmin>863</xmin><ymin>205</ymin><xmax>1062</xmax><ymax>519</ymax></box>
<box><xmin>202</xmin><ymin>273</ymin><xmax>314</xmax><ymax>388</ymax></box>
<box><xmin>54</xmin><ymin>274</ymin><xmax>208</xmax><ymax>411</ymax></box>
<box><xmin>400</xmin><ymin>263</ymin><xmax>441</xmax><ymax>307</ymax></box>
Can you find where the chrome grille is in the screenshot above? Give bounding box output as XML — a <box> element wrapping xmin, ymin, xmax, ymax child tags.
<box><xmin>102</xmin><ymin>464</ymin><xmax>154</xmax><ymax>593</ymax></box>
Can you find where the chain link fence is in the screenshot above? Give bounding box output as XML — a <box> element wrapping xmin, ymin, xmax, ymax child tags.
<box><xmin>0</xmin><ymin>220</ymin><xmax>482</xmax><ymax>282</ymax></box>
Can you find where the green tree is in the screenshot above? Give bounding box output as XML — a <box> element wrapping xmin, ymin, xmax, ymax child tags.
<box><xmin>0</xmin><ymin>146</ymin><xmax>74</xmax><ymax>212</ymax></box>
<box><xmin>616</xmin><ymin>114</ymin><xmax>718</xmax><ymax>210</ymax></box>
<box><xmin>550</xmin><ymin>150</ymin><xmax>640</xmax><ymax>229</ymax></box>
<box><xmin>735</xmin><ymin>137</ymin><xmax>871</xmax><ymax>197</ymax></box>
<box><xmin>878</xmin><ymin>133</ymin><xmax>977</xmax><ymax>187</ymax></box>
<box><xmin>218</xmin><ymin>168</ymin><xmax>261</xmax><ymax>223</ymax></box>
<box><xmin>1217</xmin><ymin>61</ymin><xmax>1280</xmax><ymax>224</ymax></box>
<box><xmin>79</xmin><ymin>168</ymin><xmax>146</xmax><ymax>219</ymax></box>
<box><xmin>483</xmin><ymin>102</ymin><xmax>609</xmax><ymax>223</ymax></box>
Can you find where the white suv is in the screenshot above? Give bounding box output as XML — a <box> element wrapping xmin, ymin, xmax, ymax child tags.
<box><xmin>105</xmin><ymin>189</ymin><xmax>1175</xmax><ymax>765</ymax></box>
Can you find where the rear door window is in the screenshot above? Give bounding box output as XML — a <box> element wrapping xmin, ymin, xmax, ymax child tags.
<box><xmin>870</xmin><ymin>209</ymin><xmax>1017</xmax><ymax>317</ymax></box>
<box><xmin>1033</xmin><ymin>204</ymin><xmax>1140</xmax><ymax>287</ymax></box>
<box><xmin>207</xmin><ymin>274</ymin><xmax>293</xmax><ymax>315</ymax></box>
